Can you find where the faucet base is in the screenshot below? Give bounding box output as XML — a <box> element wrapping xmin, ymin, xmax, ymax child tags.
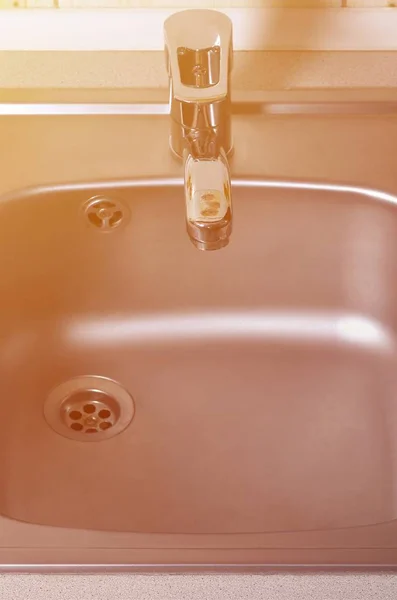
<box><xmin>189</xmin><ymin>236</ymin><xmax>230</xmax><ymax>252</ymax></box>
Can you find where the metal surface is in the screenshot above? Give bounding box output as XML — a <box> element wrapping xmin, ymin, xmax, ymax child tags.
<box><xmin>165</xmin><ymin>10</ymin><xmax>233</xmax><ymax>251</ymax></box>
<box><xmin>1</xmin><ymin>101</ymin><xmax>397</xmax><ymax>116</ymax></box>
<box><xmin>1</xmin><ymin>171</ymin><xmax>397</xmax><ymax>567</ymax></box>
<box><xmin>164</xmin><ymin>10</ymin><xmax>232</xmax><ymax>103</ymax></box>
<box><xmin>83</xmin><ymin>196</ymin><xmax>129</xmax><ymax>231</ymax></box>
<box><xmin>0</xmin><ymin>91</ymin><xmax>397</xmax><ymax>570</ymax></box>
<box><xmin>5</xmin><ymin>176</ymin><xmax>397</xmax><ymax>532</ymax></box>
<box><xmin>1</xmin><ymin>88</ymin><xmax>397</xmax><ymax>116</ymax></box>
<box><xmin>44</xmin><ymin>376</ymin><xmax>135</xmax><ymax>441</ymax></box>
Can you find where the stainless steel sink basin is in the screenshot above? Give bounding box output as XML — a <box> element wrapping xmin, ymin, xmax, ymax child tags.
<box><xmin>2</xmin><ymin>176</ymin><xmax>397</xmax><ymax>534</ymax></box>
<box><xmin>1</xmin><ymin>89</ymin><xmax>397</xmax><ymax>570</ymax></box>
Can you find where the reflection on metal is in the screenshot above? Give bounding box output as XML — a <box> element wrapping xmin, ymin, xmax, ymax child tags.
<box><xmin>0</xmin><ymin>103</ymin><xmax>171</xmax><ymax>115</ymax></box>
<box><xmin>66</xmin><ymin>311</ymin><xmax>394</xmax><ymax>353</ymax></box>
<box><xmin>164</xmin><ymin>10</ymin><xmax>233</xmax><ymax>251</ymax></box>
<box><xmin>1</xmin><ymin>101</ymin><xmax>397</xmax><ymax>116</ymax></box>
<box><xmin>177</xmin><ymin>46</ymin><xmax>220</xmax><ymax>89</ymax></box>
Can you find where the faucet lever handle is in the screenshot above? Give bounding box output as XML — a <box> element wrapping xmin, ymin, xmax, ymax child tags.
<box><xmin>164</xmin><ymin>9</ymin><xmax>232</xmax><ymax>103</ymax></box>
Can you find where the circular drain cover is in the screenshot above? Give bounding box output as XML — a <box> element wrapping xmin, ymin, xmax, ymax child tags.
<box><xmin>44</xmin><ymin>376</ymin><xmax>135</xmax><ymax>442</ymax></box>
<box><xmin>83</xmin><ymin>196</ymin><xmax>130</xmax><ymax>232</ymax></box>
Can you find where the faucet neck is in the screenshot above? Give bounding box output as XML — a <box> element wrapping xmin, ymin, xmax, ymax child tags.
<box><xmin>169</xmin><ymin>96</ymin><xmax>232</xmax><ymax>160</ymax></box>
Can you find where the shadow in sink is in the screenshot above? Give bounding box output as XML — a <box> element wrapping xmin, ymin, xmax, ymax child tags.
<box><xmin>0</xmin><ymin>178</ymin><xmax>397</xmax><ymax>535</ymax></box>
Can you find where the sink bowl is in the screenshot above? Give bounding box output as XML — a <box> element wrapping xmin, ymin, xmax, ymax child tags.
<box><xmin>1</xmin><ymin>177</ymin><xmax>397</xmax><ymax>536</ymax></box>
<box><xmin>1</xmin><ymin>91</ymin><xmax>397</xmax><ymax>570</ymax></box>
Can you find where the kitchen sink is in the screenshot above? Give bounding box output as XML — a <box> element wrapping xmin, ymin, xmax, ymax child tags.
<box><xmin>1</xmin><ymin>89</ymin><xmax>397</xmax><ymax>570</ymax></box>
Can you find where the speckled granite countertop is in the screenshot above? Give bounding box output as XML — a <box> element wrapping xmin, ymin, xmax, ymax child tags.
<box><xmin>1</xmin><ymin>51</ymin><xmax>397</xmax><ymax>90</ymax></box>
<box><xmin>0</xmin><ymin>574</ymin><xmax>396</xmax><ymax>599</ymax></box>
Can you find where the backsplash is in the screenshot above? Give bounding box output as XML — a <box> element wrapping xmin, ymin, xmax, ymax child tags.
<box><xmin>0</xmin><ymin>1</ymin><xmax>395</xmax><ymax>8</ymax></box>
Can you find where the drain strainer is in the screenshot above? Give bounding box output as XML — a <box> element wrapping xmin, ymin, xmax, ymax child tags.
<box><xmin>83</xmin><ymin>195</ymin><xmax>130</xmax><ymax>232</ymax></box>
<box><xmin>44</xmin><ymin>376</ymin><xmax>135</xmax><ymax>442</ymax></box>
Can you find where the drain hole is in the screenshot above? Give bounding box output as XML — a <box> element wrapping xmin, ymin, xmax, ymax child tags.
<box><xmin>71</xmin><ymin>422</ymin><xmax>84</xmax><ymax>431</ymax></box>
<box><xmin>98</xmin><ymin>409</ymin><xmax>111</xmax><ymax>419</ymax></box>
<box><xmin>87</xmin><ymin>212</ymin><xmax>101</xmax><ymax>228</ymax></box>
<box><xmin>69</xmin><ymin>410</ymin><xmax>82</xmax><ymax>420</ymax></box>
<box><xmin>84</xmin><ymin>196</ymin><xmax>129</xmax><ymax>232</ymax></box>
<box><xmin>109</xmin><ymin>210</ymin><xmax>123</xmax><ymax>227</ymax></box>
<box><xmin>44</xmin><ymin>376</ymin><xmax>135</xmax><ymax>442</ymax></box>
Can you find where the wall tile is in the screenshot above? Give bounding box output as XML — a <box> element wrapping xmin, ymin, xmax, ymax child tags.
<box><xmin>26</xmin><ymin>1</ymin><xmax>54</xmax><ymax>6</ymax></box>
<box><xmin>3</xmin><ymin>0</ymin><xmax>396</xmax><ymax>8</ymax></box>
<box><xmin>0</xmin><ymin>1</ymin><xmax>26</xmax><ymax>6</ymax></box>
<box><xmin>346</xmin><ymin>0</ymin><xmax>392</xmax><ymax>5</ymax></box>
<box><xmin>3</xmin><ymin>1</ymin><xmax>344</xmax><ymax>7</ymax></box>
<box><xmin>56</xmin><ymin>0</ymin><xmax>215</xmax><ymax>6</ymax></box>
<box><xmin>0</xmin><ymin>0</ymin><xmax>53</xmax><ymax>5</ymax></box>
<box><xmin>214</xmin><ymin>1</ymin><xmax>341</xmax><ymax>6</ymax></box>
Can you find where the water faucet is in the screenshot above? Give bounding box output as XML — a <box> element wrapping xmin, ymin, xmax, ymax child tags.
<box><xmin>164</xmin><ymin>9</ymin><xmax>233</xmax><ymax>251</ymax></box>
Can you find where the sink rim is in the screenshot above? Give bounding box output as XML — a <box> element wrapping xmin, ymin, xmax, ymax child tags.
<box><xmin>3</xmin><ymin>175</ymin><xmax>397</xmax><ymax>213</ymax></box>
<box><xmin>1</xmin><ymin>139</ymin><xmax>397</xmax><ymax>570</ymax></box>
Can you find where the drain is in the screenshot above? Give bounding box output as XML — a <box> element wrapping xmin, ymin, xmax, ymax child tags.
<box><xmin>63</xmin><ymin>390</ymin><xmax>118</xmax><ymax>434</ymax></box>
<box><xmin>44</xmin><ymin>376</ymin><xmax>135</xmax><ymax>442</ymax></box>
<box><xmin>83</xmin><ymin>196</ymin><xmax>129</xmax><ymax>231</ymax></box>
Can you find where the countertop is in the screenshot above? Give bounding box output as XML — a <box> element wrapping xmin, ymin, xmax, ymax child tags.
<box><xmin>1</xmin><ymin>51</ymin><xmax>397</xmax><ymax>90</ymax></box>
<box><xmin>1</xmin><ymin>573</ymin><xmax>397</xmax><ymax>599</ymax></box>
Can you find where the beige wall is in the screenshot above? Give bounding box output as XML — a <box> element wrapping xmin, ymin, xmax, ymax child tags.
<box><xmin>0</xmin><ymin>1</ymin><xmax>395</xmax><ymax>9</ymax></box>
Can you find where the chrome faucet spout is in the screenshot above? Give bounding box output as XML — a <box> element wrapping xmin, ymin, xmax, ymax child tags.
<box><xmin>164</xmin><ymin>9</ymin><xmax>233</xmax><ymax>251</ymax></box>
